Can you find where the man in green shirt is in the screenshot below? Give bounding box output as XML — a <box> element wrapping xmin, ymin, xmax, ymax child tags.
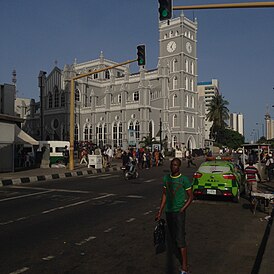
<box><xmin>155</xmin><ymin>158</ymin><xmax>193</xmax><ymax>274</ymax></box>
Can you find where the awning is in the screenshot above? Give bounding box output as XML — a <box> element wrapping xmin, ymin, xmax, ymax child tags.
<box><xmin>15</xmin><ymin>125</ymin><xmax>39</xmax><ymax>145</ymax></box>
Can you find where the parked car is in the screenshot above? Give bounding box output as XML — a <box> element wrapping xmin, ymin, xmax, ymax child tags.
<box><xmin>192</xmin><ymin>157</ymin><xmax>245</xmax><ymax>202</ymax></box>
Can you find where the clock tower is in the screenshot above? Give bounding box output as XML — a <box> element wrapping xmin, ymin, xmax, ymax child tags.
<box><xmin>158</xmin><ymin>12</ymin><xmax>199</xmax><ymax>151</ymax></box>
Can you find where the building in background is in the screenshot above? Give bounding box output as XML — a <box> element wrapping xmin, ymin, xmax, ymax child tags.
<box><xmin>229</xmin><ymin>112</ymin><xmax>244</xmax><ymax>136</ymax></box>
<box><xmin>24</xmin><ymin>14</ymin><xmax>205</xmax><ymax>151</ymax></box>
<box><xmin>197</xmin><ymin>79</ymin><xmax>219</xmax><ymax>147</ymax></box>
<box><xmin>265</xmin><ymin>112</ymin><xmax>274</xmax><ymax>140</ymax></box>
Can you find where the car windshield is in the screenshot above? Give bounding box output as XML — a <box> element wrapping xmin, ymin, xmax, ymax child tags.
<box><xmin>198</xmin><ymin>165</ymin><xmax>231</xmax><ymax>174</ymax></box>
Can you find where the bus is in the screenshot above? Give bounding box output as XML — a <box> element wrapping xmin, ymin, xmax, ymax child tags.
<box><xmin>39</xmin><ymin>141</ymin><xmax>70</xmax><ymax>165</ymax></box>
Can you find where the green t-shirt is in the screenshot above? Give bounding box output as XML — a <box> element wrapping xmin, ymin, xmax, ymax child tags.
<box><xmin>163</xmin><ymin>174</ymin><xmax>192</xmax><ymax>212</ymax></box>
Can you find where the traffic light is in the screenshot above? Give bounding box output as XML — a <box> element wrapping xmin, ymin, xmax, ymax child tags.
<box><xmin>158</xmin><ymin>0</ymin><xmax>172</xmax><ymax>21</ymax></box>
<box><xmin>137</xmin><ymin>45</ymin><xmax>146</xmax><ymax>66</ymax></box>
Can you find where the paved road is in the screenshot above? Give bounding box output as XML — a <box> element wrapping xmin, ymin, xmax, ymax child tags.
<box><xmin>0</xmin><ymin>158</ymin><xmax>269</xmax><ymax>274</ymax></box>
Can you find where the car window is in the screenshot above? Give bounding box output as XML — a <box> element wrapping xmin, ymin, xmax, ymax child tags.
<box><xmin>198</xmin><ymin>165</ymin><xmax>230</xmax><ymax>174</ymax></box>
<box><xmin>56</xmin><ymin>147</ymin><xmax>65</xmax><ymax>153</ymax></box>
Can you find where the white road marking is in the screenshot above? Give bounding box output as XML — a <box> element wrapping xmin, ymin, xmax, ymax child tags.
<box><xmin>143</xmin><ymin>210</ymin><xmax>153</xmax><ymax>215</ymax></box>
<box><xmin>42</xmin><ymin>255</ymin><xmax>55</xmax><ymax>261</ymax></box>
<box><xmin>0</xmin><ymin>190</ymin><xmax>53</xmax><ymax>202</ymax></box>
<box><xmin>9</xmin><ymin>267</ymin><xmax>29</xmax><ymax>274</ymax></box>
<box><xmin>42</xmin><ymin>199</ymin><xmax>91</xmax><ymax>214</ymax></box>
<box><xmin>92</xmin><ymin>194</ymin><xmax>115</xmax><ymax>200</ymax></box>
<box><xmin>86</xmin><ymin>173</ymin><xmax>112</xmax><ymax>178</ymax></box>
<box><xmin>98</xmin><ymin>175</ymin><xmax>120</xmax><ymax>179</ymax></box>
<box><xmin>104</xmin><ymin>227</ymin><xmax>114</xmax><ymax>233</ymax></box>
<box><xmin>126</xmin><ymin>195</ymin><xmax>144</xmax><ymax>199</ymax></box>
<box><xmin>75</xmin><ymin>236</ymin><xmax>96</xmax><ymax>246</ymax></box>
<box><xmin>126</xmin><ymin>218</ymin><xmax>135</xmax><ymax>223</ymax></box>
<box><xmin>143</xmin><ymin>179</ymin><xmax>156</xmax><ymax>183</ymax></box>
<box><xmin>8</xmin><ymin>185</ymin><xmax>90</xmax><ymax>194</ymax></box>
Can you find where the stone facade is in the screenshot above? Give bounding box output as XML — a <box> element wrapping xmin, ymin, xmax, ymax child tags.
<box><xmin>25</xmin><ymin>14</ymin><xmax>205</xmax><ymax>151</ymax></box>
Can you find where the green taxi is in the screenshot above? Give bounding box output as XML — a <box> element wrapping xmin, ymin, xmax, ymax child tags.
<box><xmin>192</xmin><ymin>157</ymin><xmax>245</xmax><ymax>202</ymax></box>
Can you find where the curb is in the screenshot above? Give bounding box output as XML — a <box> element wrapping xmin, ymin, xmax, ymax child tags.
<box><xmin>0</xmin><ymin>166</ymin><xmax>119</xmax><ymax>187</ymax></box>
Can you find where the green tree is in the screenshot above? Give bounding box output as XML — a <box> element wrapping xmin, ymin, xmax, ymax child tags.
<box><xmin>206</xmin><ymin>94</ymin><xmax>229</xmax><ymax>140</ymax></box>
<box><xmin>215</xmin><ymin>128</ymin><xmax>245</xmax><ymax>149</ymax></box>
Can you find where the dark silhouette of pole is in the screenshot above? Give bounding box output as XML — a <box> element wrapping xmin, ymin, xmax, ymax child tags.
<box><xmin>38</xmin><ymin>71</ymin><xmax>47</xmax><ymax>141</ymax></box>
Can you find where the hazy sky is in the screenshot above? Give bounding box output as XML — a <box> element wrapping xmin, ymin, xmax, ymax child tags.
<box><xmin>1</xmin><ymin>0</ymin><xmax>273</xmax><ymax>142</ymax></box>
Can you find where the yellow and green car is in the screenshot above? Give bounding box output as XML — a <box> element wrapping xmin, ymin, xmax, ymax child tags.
<box><xmin>192</xmin><ymin>157</ymin><xmax>245</xmax><ymax>202</ymax></box>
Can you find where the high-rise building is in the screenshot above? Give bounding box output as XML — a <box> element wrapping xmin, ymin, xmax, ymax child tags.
<box><xmin>229</xmin><ymin>112</ymin><xmax>244</xmax><ymax>136</ymax></box>
<box><xmin>197</xmin><ymin>79</ymin><xmax>219</xmax><ymax>142</ymax></box>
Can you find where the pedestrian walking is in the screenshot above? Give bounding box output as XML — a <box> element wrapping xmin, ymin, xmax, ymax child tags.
<box><xmin>244</xmin><ymin>161</ymin><xmax>261</xmax><ymax>196</ymax></box>
<box><xmin>79</xmin><ymin>147</ymin><xmax>88</xmax><ymax>165</ymax></box>
<box><xmin>155</xmin><ymin>158</ymin><xmax>193</xmax><ymax>274</ymax></box>
<box><xmin>187</xmin><ymin>153</ymin><xmax>196</xmax><ymax>168</ymax></box>
<box><xmin>265</xmin><ymin>154</ymin><xmax>274</xmax><ymax>181</ymax></box>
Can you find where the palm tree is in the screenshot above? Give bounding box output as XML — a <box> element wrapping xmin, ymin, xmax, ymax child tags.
<box><xmin>206</xmin><ymin>94</ymin><xmax>229</xmax><ymax>140</ymax></box>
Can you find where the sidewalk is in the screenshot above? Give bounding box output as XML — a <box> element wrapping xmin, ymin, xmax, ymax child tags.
<box><xmin>0</xmin><ymin>158</ymin><xmax>123</xmax><ymax>187</ymax></box>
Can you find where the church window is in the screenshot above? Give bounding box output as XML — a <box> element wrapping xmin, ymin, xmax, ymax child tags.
<box><xmin>173</xmin><ymin>114</ymin><xmax>178</xmax><ymax>127</ymax></box>
<box><xmin>135</xmin><ymin>121</ymin><xmax>140</xmax><ymax>141</ymax></box>
<box><xmin>185</xmin><ymin>59</ymin><xmax>189</xmax><ymax>73</ymax></box>
<box><xmin>89</xmin><ymin>125</ymin><xmax>92</xmax><ymax>141</ymax></box>
<box><xmin>94</xmin><ymin>72</ymin><xmax>98</xmax><ymax>79</ymax></box>
<box><xmin>191</xmin><ymin>116</ymin><xmax>195</xmax><ymax>128</ymax></box>
<box><xmin>118</xmin><ymin>94</ymin><xmax>122</xmax><ymax>103</ymax></box>
<box><xmin>191</xmin><ymin>96</ymin><xmax>195</xmax><ymax>108</ymax></box>
<box><xmin>105</xmin><ymin>70</ymin><xmax>110</xmax><ymax>79</ymax></box>
<box><xmin>186</xmin><ymin>115</ymin><xmax>189</xmax><ymax>127</ymax></box>
<box><xmin>173</xmin><ymin>76</ymin><xmax>178</xmax><ymax>90</ymax></box>
<box><xmin>119</xmin><ymin>123</ymin><xmax>122</xmax><ymax>147</ymax></box>
<box><xmin>191</xmin><ymin>62</ymin><xmax>194</xmax><ymax>74</ymax></box>
<box><xmin>61</xmin><ymin>92</ymin><xmax>65</xmax><ymax>107</ymax></box>
<box><xmin>164</xmin><ymin>33</ymin><xmax>168</xmax><ymax>39</ymax></box>
<box><xmin>48</xmin><ymin>92</ymin><xmax>53</xmax><ymax>109</ymax></box>
<box><xmin>185</xmin><ymin>94</ymin><xmax>189</xmax><ymax>107</ymax></box>
<box><xmin>84</xmin><ymin>124</ymin><xmax>89</xmax><ymax>141</ymax></box>
<box><xmin>190</xmin><ymin>78</ymin><xmax>194</xmax><ymax>91</ymax></box>
<box><xmin>175</xmin><ymin>31</ymin><xmax>179</xmax><ymax>36</ymax></box>
<box><xmin>171</xmin><ymin>59</ymin><xmax>178</xmax><ymax>72</ymax></box>
<box><xmin>74</xmin><ymin>124</ymin><xmax>79</xmax><ymax>141</ymax></box>
<box><xmin>129</xmin><ymin>121</ymin><xmax>134</xmax><ymax>130</ymax></box>
<box><xmin>172</xmin><ymin>135</ymin><xmax>177</xmax><ymax>149</ymax></box>
<box><xmin>75</xmin><ymin>89</ymin><xmax>80</xmax><ymax>101</ymax></box>
<box><xmin>113</xmin><ymin>122</ymin><xmax>118</xmax><ymax>147</ymax></box>
<box><xmin>169</xmin><ymin>30</ymin><xmax>173</xmax><ymax>37</ymax></box>
<box><xmin>133</xmin><ymin>91</ymin><xmax>139</xmax><ymax>101</ymax></box>
<box><xmin>185</xmin><ymin>77</ymin><xmax>189</xmax><ymax>90</ymax></box>
<box><xmin>173</xmin><ymin>94</ymin><xmax>177</xmax><ymax>107</ymax></box>
<box><xmin>54</xmin><ymin>87</ymin><xmax>59</xmax><ymax>108</ymax></box>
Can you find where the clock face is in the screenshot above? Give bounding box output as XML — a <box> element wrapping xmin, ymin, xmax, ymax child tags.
<box><xmin>167</xmin><ymin>41</ymin><xmax>176</xmax><ymax>53</ymax></box>
<box><xmin>186</xmin><ymin>42</ymin><xmax>192</xmax><ymax>53</ymax></box>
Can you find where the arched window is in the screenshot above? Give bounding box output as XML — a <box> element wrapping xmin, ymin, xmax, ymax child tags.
<box><xmin>105</xmin><ymin>70</ymin><xmax>110</xmax><ymax>79</ymax></box>
<box><xmin>129</xmin><ymin>121</ymin><xmax>134</xmax><ymax>130</ymax></box>
<box><xmin>113</xmin><ymin>122</ymin><xmax>118</xmax><ymax>147</ymax></box>
<box><xmin>164</xmin><ymin>33</ymin><xmax>168</xmax><ymax>39</ymax></box>
<box><xmin>48</xmin><ymin>92</ymin><xmax>53</xmax><ymax>109</ymax></box>
<box><xmin>185</xmin><ymin>94</ymin><xmax>189</xmax><ymax>107</ymax></box>
<box><xmin>75</xmin><ymin>89</ymin><xmax>80</xmax><ymax>102</ymax></box>
<box><xmin>54</xmin><ymin>87</ymin><xmax>59</xmax><ymax>107</ymax></box>
<box><xmin>186</xmin><ymin>115</ymin><xmax>189</xmax><ymax>127</ymax></box>
<box><xmin>173</xmin><ymin>94</ymin><xmax>177</xmax><ymax>107</ymax></box>
<box><xmin>173</xmin><ymin>76</ymin><xmax>178</xmax><ymax>90</ymax></box>
<box><xmin>104</xmin><ymin>124</ymin><xmax>107</xmax><ymax>145</ymax></box>
<box><xmin>119</xmin><ymin>123</ymin><xmax>123</xmax><ymax>147</ymax></box>
<box><xmin>191</xmin><ymin>62</ymin><xmax>194</xmax><ymax>74</ymax></box>
<box><xmin>133</xmin><ymin>91</ymin><xmax>139</xmax><ymax>101</ymax></box>
<box><xmin>185</xmin><ymin>77</ymin><xmax>189</xmax><ymax>90</ymax></box>
<box><xmin>190</xmin><ymin>78</ymin><xmax>194</xmax><ymax>91</ymax></box>
<box><xmin>185</xmin><ymin>59</ymin><xmax>189</xmax><ymax>73</ymax></box>
<box><xmin>61</xmin><ymin>92</ymin><xmax>65</xmax><ymax>107</ymax></box>
<box><xmin>173</xmin><ymin>114</ymin><xmax>178</xmax><ymax>127</ymax></box>
<box><xmin>74</xmin><ymin>124</ymin><xmax>79</xmax><ymax>141</ymax></box>
<box><xmin>135</xmin><ymin>121</ymin><xmax>140</xmax><ymax>141</ymax></box>
<box><xmin>84</xmin><ymin>124</ymin><xmax>89</xmax><ymax>141</ymax></box>
<box><xmin>89</xmin><ymin>125</ymin><xmax>92</xmax><ymax>141</ymax></box>
<box><xmin>97</xmin><ymin>124</ymin><xmax>103</xmax><ymax>145</ymax></box>
<box><xmin>191</xmin><ymin>96</ymin><xmax>194</xmax><ymax>108</ymax></box>
<box><xmin>191</xmin><ymin>116</ymin><xmax>195</xmax><ymax>128</ymax></box>
<box><xmin>171</xmin><ymin>59</ymin><xmax>178</xmax><ymax>72</ymax></box>
<box><xmin>172</xmin><ymin>135</ymin><xmax>178</xmax><ymax>149</ymax></box>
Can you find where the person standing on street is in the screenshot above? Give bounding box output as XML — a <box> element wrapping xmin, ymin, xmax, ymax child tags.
<box><xmin>244</xmin><ymin>161</ymin><xmax>261</xmax><ymax>196</ymax></box>
<box><xmin>155</xmin><ymin>158</ymin><xmax>193</xmax><ymax>274</ymax></box>
<box><xmin>63</xmin><ymin>145</ymin><xmax>69</xmax><ymax>167</ymax></box>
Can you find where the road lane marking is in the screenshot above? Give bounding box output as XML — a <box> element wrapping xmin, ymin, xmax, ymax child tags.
<box><xmin>143</xmin><ymin>179</ymin><xmax>156</xmax><ymax>183</ymax></box>
<box><xmin>126</xmin><ymin>218</ymin><xmax>135</xmax><ymax>223</ymax></box>
<box><xmin>8</xmin><ymin>186</ymin><xmax>90</xmax><ymax>194</ymax></box>
<box><xmin>9</xmin><ymin>267</ymin><xmax>29</xmax><ymax>274</ymax></box>
<box><xmin>42</xmin><ymin>199</ymin><xmax>91</xmax><ymax>214</ymax></box>
<box><xmin>143</xmin><ymin>210</ymin><xmax>153</xmax><ymax>215</ymax></box>
<box><xmin>75</xmin><ymin>236</ymin><xmax>96</xmax><ymax>246</ymax></box>
<box><xmin>92</xmin><ymin>194</ymin><xmax>115</xmax><ymax>200</ymax></box>
<box><xmin>126</xmin><ymin>195</ymin><xmax>144</xmax><ymax>199</ymax></box>
<box><xmin>42</xmin><ymin>255</ymin><xmax>55</xmax><ymax>261</ymax></box>
<box><xmin>104</xmin><ymin>227</ymin><xmax>114</xmax><ymax>233</ymax></box>
<box><xmin>0</xmin><ymin>190</ymin><xmax>53</xmax><ymax>202</ymax></box>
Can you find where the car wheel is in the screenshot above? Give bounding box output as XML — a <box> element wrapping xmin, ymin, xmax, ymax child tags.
<box><xmin>233</xmin><ymin>188</ymin><xmax>240</xmax><ymax>203</ymax></box>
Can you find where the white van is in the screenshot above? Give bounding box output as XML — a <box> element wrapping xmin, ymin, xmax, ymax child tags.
<box><xmin>39</xmin><ymin>141</ymin><xmax>70</xmax><ymax>164</ymax></box>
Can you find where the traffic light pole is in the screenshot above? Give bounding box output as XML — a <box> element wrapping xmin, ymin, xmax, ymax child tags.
<box><xmin>173</xmin><ymin>2</ymin><xmax>274</xmax><ymax>10</ymax></box>
<box><xmin>69</xmin><ymin>58</ymin><xmax>137</xmax><ymax>171</ymax></box>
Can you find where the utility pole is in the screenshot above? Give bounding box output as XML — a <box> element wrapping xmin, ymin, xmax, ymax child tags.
<box><xmin>38</xmin><ymin>71</ymin><xmax>47</xmax><ymax>141</ymax></box>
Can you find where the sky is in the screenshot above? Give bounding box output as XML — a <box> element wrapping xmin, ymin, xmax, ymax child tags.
<box><xmin>1</xmin><ymin>0</ymin><xmax>274</xmax><ymax>142</ymax></box>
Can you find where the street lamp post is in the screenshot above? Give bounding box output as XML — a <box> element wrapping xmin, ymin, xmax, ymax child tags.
<box><xmin>38</xmin><ymin>71</ymin><xmax>47</xmax><ymax>141</ymax></box>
